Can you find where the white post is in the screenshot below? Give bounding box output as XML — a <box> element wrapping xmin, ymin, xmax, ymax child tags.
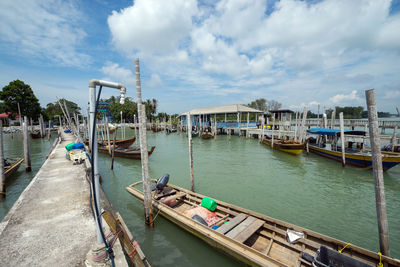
<box><xmin>23</xmin><ymin>116</ymin><xmax>31</xmax><ymax>172</ymax></box>
<box><xmin>187</xmin><ymin>113</ymin><xmax>194</xmax><ymax>191</ymax></box>
<box><xmin>299</xmin><ymin>107</ymin><xmax>307</xmax><ymax>143</ymax></box>
<box><xmin>294</xmin><ymin>111</ymin><xmax>298</xmax><ymax>141</ymax></box>
<box><xmin>260</xmin><ymin>116</ymin><xmax>265</xmax><ymax>142</ymax></box>
<box><xmin>331</xmin><ymin>109</ymin><xmax>336</xmax><ymax>129</ymax></box>
<box><xmin>391</xmin><ymin>126</ymin><xmax>397</xmax><ymax>152</ymax></box>
<box><xmin>134</xmin><ymin>114</ymin><xmax>137</xmax><ymax>137</ymax></box>
<box><xmin>271</xmin><ymin>117</ymin><xmax>275</xmax><ymax>148</ymax></box>
<box><xmin>339</xmin><ymin>112</ymin><xmax>346</xmax><ymax>166</ymax></box>
<box><xmin>135</xmin><ymin>59</ymin><xmax>153</xmax><ymax>227</ymax></box>
<box><xmin>365</xmin><ymin>89</ymin><xmax>390</xmax><ymax>256</ymax></box>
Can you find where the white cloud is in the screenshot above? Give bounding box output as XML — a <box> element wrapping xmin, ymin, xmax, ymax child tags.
<box><xmin>101</xmin><ymin>62</ymin><xmax>135</xmax><ymax>85</ymax></box>
<box><xmin>0</xmin><ymin>0</ymin><xmax>89</xmax><ymax>66</ymax></box>
<box><xmin>329</xmin><ymin>90</ymin><xmax>362</xmax><ymax>105</ymax></box>
<box><xmin>106</xmin><ymin>0</ymin><xmax>400</xmax><ymax>112</ymax></box>
<box><xmin>108</xmin><ymin>0</ymin><xmax>198</xmax><ymax>55</ymax></box>
<box><xmin>146</xmin><ymin>74</ymin><xmax>163</xmax><ymax>88</ymax></box>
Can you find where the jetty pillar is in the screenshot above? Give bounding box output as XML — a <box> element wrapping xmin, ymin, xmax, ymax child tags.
<box><xmin>0</xmin><ymin>121</ymin><xmax>5</xmax><ymax>197</ymax></box>
<box><xmin>187</xmin><ymin>113</ymin><xmax>194</xmax><ymax>192</ymax></box>
<box><xmin>135</xmin><ymin>58</ymin><xmax>153</xmax><ymax>228</ymax></box>
<box><xmin>391</xmin><ymin>126</ymin><xmax>397</xmax><ymax>152</ymax></box>
<box><xmin>365</xmin><ymin>89</ymin><xmax>390</xmax><ymax>256</ymax></box>
<box><xmin>23</xmin><ymin>116</ymin><xmax>31</xmax><ymax>172</ymax></box>
<box><xmin>339</xmin><ymin>112</ymin><xmax>346</xmax><ymax>167</ymax></box>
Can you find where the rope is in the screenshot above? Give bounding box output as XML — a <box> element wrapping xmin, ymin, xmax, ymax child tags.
<box><xmin>338</xmin><ymin>242</ymin><xmax>351</xmax><ymax>253</ymax></box>
<box><xmin>147</xmin><ymin>208</ymin><xmax>162</xmax><ymax>225</ymax></box>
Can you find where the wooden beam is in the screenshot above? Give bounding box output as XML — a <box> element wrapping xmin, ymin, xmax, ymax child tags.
<box><xmin>216</xmin><ymin>213</ymin><xmax>247</xmax><ymax>234</ymax></box>
<box><xmin>233</xmin><ymin>218</ymin><xmax>264</xmax><ymax>243</ymax></box>
<box><xmin>226</xmin><ymin>216</ymin><xmax>256</xmax><ymax>239</ymax></box>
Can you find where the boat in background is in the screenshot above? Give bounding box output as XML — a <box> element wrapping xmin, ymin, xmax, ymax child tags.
<box><xmin>4</xmin><ymin>158</ymin><xmax>24</xmax><ymax>178</ymax></box>
<box><xmin>98</xmin><ymin>145</ymin><xmax>156</xmax><ymax>159</ymax></box>
<box><xmin>30</xmin><ymin>131</ymin><xmax>42</xmax><ymax>139</ymax></box>
<box><xmin>201</xmin><ymin>132</ymin><xmax>213</xmax><ymax>139</ymax></box>
<box><xmin>262</xmin><ymin>137</ymin><xmax>306</xmax><ymax>155</ymax></box>
<box><xmin>306</xmin><ymin>128</ymin><xmax>400</xmax><ymax>171</ymax></box>
<box><xmin>84</xmin><ymin>137</ymin><xmax>136</xmax><ymax>149</ymax></box>
<box><xmin>127</xmin><ymin>179</ymin><xmax>400</xmax><ymax>267</ymax></box>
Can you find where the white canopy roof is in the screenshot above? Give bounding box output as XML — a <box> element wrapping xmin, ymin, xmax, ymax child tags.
<box><xmin>180</xmin><ymin>104</ymin><xmax>262</xmax><ymax>116</ymax></box>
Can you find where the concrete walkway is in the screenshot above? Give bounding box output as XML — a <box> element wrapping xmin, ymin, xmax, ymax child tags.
<box><xmin>0</xmin><ymin>133</ymin><xmax>96</xmax><ymax>266</ymax></box>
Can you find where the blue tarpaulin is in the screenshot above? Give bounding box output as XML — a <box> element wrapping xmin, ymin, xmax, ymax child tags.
<box><xmin>307</xmin><ymin>128</ymin><xmax>340</xmax><ymax>136</ymax></box>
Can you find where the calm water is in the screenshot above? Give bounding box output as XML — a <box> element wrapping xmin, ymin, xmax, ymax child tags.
<box><xmin>0</xmin><ymin>133</ymin><xmax>56</xmax><ymax>220</ymax></box>
<box><xmin>1</xmin><ymin>129</ymin><xmax>399</xmax><ymax>266</ymax></box>
<box><xmin>98</xmin><ymin>129</ymin><xmax>400</xmax><ymax>266</ymax></box>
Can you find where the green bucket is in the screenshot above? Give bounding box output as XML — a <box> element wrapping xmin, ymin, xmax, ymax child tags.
<box><xmin>201</xmin><ymin>197</ymin><xmax>217</xmax><ymax>211</ymax></box>
<box><xmin>65</xmin><ymin>142</ymin><xmax>76</xmax><ymax>151</ymax></box>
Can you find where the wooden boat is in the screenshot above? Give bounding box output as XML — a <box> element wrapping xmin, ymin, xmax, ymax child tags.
<box><xmin>262</xmin><ymin>138</ymin><xmax>306</xmax><ymax>155</ymax></box>
<box><xmin>201</xmin><ymin>132</ymin><xmax>214</xmax><ymax>139</ymax></box>
<box><xmin>152</xmin><ymin>128</ymin><xmax>162</xmax><ymax>133</ymax></box>
<box><xmin>98</xmin><ymin>146</ymin><xmax>156</xmax><ymax>159</ymax></box>
<box><xmin>191</xmin><ymin>132</ymin><xmax>199</xmax><ymax>137</ymax></box>
<box><xmin>4</xmin><ymin>158</ymin><xmax>24</xmax><ymax>178</ymax></box>
<box><xmin>84</xmin><ymin>137</ymin><xmax>136</xmax><ymax>149</ymax></box>
<box><xmin>127</xmin><ymin>181</ymin><xmax>400</xmax><ymax>267</ymax></box>
<box><xmin>30</xmin><ymin>131</ymin><xmax>42</xmax><ymax>139</ymax></box>
<box><xmin>307</xmin><ymin>128</ymin><xmax>400</xmax><ymax>171</ymax></box>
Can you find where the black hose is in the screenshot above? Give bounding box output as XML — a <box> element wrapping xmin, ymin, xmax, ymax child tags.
<box><xmin>90</xmin><ymin>85</ymin><xmax>115</xmax><ymax>267</ymax></box>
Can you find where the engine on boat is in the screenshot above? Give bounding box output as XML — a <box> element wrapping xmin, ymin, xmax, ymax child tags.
<box><xmin>152</xmin><ymin>174</ymin><xmax>169</xmax><ymax>193</ymax></box>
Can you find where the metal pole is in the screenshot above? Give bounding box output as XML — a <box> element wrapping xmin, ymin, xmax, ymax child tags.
<box><xmin>187</xmin><ymin>113</ymin><xmax>194</xmax><ymax>192</ymax></box>
<box><xmin>0</xmin><ymin>121</ymin><xmax>5</xmax><ymax>197</ymax></box>
<box><xmin>135</xmin><ymin>59</ymin><xmax>153</xmax><ymax>227</ymax></box>
<box><xmin>89</xmin><ymin>85</ymin><xmax>103</xmax><ymax>245</ymax></box>
<box><xmin>339</xmin><ymin>112</ymin><xmax>346</xmax><ymax>166</ymax></box>
<box><xmin>23</xmin><ymin>116</ymin><xmax>31</xmax><ymax>172</ymax></box>
<box><xmin>365</xmin><ymin>89</ymin><xmax>390</xmax><ymax>256</ymax></box>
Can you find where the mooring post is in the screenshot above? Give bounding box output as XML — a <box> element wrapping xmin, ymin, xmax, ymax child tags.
<box><xmin>187</xmin><ymin>113</ymin><xmax>194</xmax><ymax>192</ymax></box>
<box><xmin>299</xmin><ymin>107</ymin><xmax>307</xmax><ymax>143</ymax></box>
<box><xmin>214</xmin><ymin>113</ymin><xmax>217</xmax><ymax>139</ymax></box>
<box><xmin>48</xmin><ymin>120</ymin><xmax>51</xmax><ymax>140</ymax></box>
<box><xmin>339</xmin><ymin>112</ymin><xmax>346</xmax><ymax>167</ymax></box>
<box><xmin>23</xmin><ymin>116</ymin><xmax>31</xmax><ymax>172</ymax></box>
<box><xmin>110</xmin><ymin>127</ymin><xmax>117</xmax><ymax>170</ymax></box>
<box><xmin>294</xmin><ymin>111</ymin><xmax>298</xmax><ymax>141</ymax></box>
<box><xmin>271</xmin><ymin>118</ymin><xmax>275</xmax><ymax>148</ymax></box>
<box><xmin>391</xmin><ymin>126</ymin><xmax>397</xmax><ymax>152</ymax></box>
<box><xmin>331</xmin><ymin>109</ymin><xmax>336</xmax><ymax>129</ymax></box>
<box><xmin>135</xmin><ymin>59</ymin><xmax>153</xmax><ymax>228</ymax></box>
<box><xmin>365</xmin><ymin>89</ymin><xmax>390</xmax><ymax>256</ymax></box>
<box><xmin>39</xmin><ymin>115</ymin><xmax>43</xmax><ymax>138</ymax></box>
<box><xmin>260</xmin><ymin>116</ymin><xmax>265</xmax><ymax>142</ymax></box>
<box><xmin>0</xmin><ymin>121</ymin><xmax>5</xmax><ymax>198</ymax></box>
<box><xmin>105</xmin><ymin>117</ymin><xmax>111</xmax><ymax>155</ymax></box>
<box><xmin>134</xmin><ymin>114</ymin><xmax>137</xmax><ymax>137</ymax></box>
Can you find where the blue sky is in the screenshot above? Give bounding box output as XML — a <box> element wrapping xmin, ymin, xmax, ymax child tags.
<box><xmin>0</xmin><ymin>0</ymin><xmax>400</xmax><ymax>114</ymax></box>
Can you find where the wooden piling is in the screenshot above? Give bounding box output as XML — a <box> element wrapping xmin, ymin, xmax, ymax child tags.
<box><xmin>260</xmin><ymin>116</ymin><xmax>265</xmax><ymax>142</ymax></box>
<box><xmin>39</xmin><ymin>115</ymin><xmax>43</xmax><ymax>138</ymax></box>
<box><xmin>187</xmin><ymin>113</ymin><xmax>194</xmax><ymax>192</ymax></box>
<box><xmin>339</xmin><ymin>112</ymin><xmax>346</xmax><ymax>167</ymax></box>
<box><xmin>365</xmin><ymin>89</ymin><xmax>390</xmax><ymax>256</ymax></box>
<box><xmin>299</xmin><ymin>107</ymin><xmax>307</xmax><ymax>143</ymax></box>
<box><xmin>330</xmin><ymin>109</ymin><xmax>336</xmax><ymax>129</ymax></box>
<box><xmin>391</xmin><ymin>126</ymin><xmax>397</xmax><ymax>152</ymax></box>
<box><xmin>111</xmin><ymin>127</ymin><xmax>117</xmax><ymax>170</ymax></box>
<box><xmin>0</xmin><ymin>121</ymin><xmax>5</xmax><ymax>197</ymax></box>
<box><xmin>105</xmin><ymin>117</ymin><xmax>111</xmax><ymax>155</ymax></box>
<box><xmin>135</xmin><ymin>58</ymin><xmax>153</xmax><ymax>228</ymax></box>
<box><xmin>23</xmin><ymin>116</ymin><xmax>31</xmax><ymax>172</ymax></box>
<box><xmin>271</xmin><ymin>118</ymin><xmax>275</xmax><ymax>148</ymax></box>
<box><xmin>48</xmin><ymin>120</ymin><xmax>51</xmax><ymax>140</ymax></box>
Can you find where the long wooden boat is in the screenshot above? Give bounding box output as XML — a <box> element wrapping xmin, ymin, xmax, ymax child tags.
<box><xmin>308</xmin><ymin>144</ymin><xmax>400</xmax><ymax>171</ymax></box>
<box><xmin>307</xmin><ymin>128</ymin><xmax>400</xmax><ymax>171</ymax></box>
<box><xmin>30</xmin><ymin>131</ymin><xmax>42</xmax><ymax>139</ymax></box>
<box><xmin>4</xmin><ymin>158</ymin><xmax>24</xmax><ymax>178</ymax></box>
<box><xmin>201</xmin><ymin>132</ymin><xmax>214</xmax><ymax>139</ymax></box>
<box><xmin>152</xmin><ymin>128</ymin><xmax>162</xmax><ymax>133</ymax></box>
<box><xmin>127</xmin><ymin>181</ymin><xmax>400</xmax><ymax>267</ymax></box>
<box><xmin>84</xmin><ymin>137</ymin><xmax>136</xmax><ymax>149</ymax></box>
<box><xmin>191</xmin><ymin>132</ymin><xmax>199</xmax><ymax>137</ymax></box>
<box><xmin>262</xmin><ymin>138</ymin><xmax>306</xmax><ymax>155</ymax></box>
<box><xmin>98</xmin><ymin>146</ymin><xmax>156</xmax><ymax>159</ymax></box>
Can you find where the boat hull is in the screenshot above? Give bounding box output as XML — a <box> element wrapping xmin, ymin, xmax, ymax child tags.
<box><xmin>126</xmin><ymin>181</ymin><xmax>400</xmax><ymax>267</ymax></box>
<box><xmin>98</xmin><ymin>146</ymin><xmax>155</xmax><ymax>159</ymax></box>
<box><xmin>262</xmin><ymin>139</ymin><xmax>304</xmax><ymax>155</ymax></box>
<box><xmin>5</xmin><ymin>158</ymin><xmax>24</xmax><ymax>178</ymax></box>
<box><xmin>308</xmin><ymin>145</ymin><xmax>400</xmax><ymax>171</ymax></box>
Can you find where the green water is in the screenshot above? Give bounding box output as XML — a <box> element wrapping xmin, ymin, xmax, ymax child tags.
<box><xmin>0</xmin><ymin>133</ymin><xmax>57</xmax><ymax>220</ymax></box>
<box><xmin>1</xmin><ymin>129</ymin><xmax>399</xmax><ymax>266</ymax></box>
<box><xmin>98</xmin><ymin>129</ymin><xmax>400</xmax><ymax>266</ymax></box>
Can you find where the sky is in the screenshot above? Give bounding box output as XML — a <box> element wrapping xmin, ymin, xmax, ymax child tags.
<box><xmin>0</xmin><ymin>0</ymin><xmax>399</xmax><ymax>114</ymax></box>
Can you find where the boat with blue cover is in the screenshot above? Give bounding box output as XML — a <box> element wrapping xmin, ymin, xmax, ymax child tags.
<box><xmin>306</xmin><ymin>128</ymin><xmax>400</xmax><ymax>171</ymax></box>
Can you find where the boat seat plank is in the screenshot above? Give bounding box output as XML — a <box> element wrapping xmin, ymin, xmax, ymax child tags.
<box><xmin>234</xmin><ymin>218</ymin><xmax>264</xmax><ymax>243</ymax></box>
<box><xmin>215</xmin><ymin>213</ymin><xmax>247</xmax><ymax>234</ymax></box>
<box><xmin>225</xmin><ymin>216</ymin><xmax>256</xmax><ymax>239</ymax></box>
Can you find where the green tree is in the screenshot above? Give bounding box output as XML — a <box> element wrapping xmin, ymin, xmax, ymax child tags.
<box><xmin>247</xmin><ymin>98</ymin><xmax>268</xmax><ymax>111</ymax></box>
<box><xmin>0</xmin><ymin>80</ymin><xmax>42</xmax><ymax>119</ymax></box>
<box><xmin>44</xmin><ymin>98</ymin><xmax>81</xmax><ymax>120</ymax></box>
<box><xmin>335</xmin><ymin>106</ymin><xmax>364</xmax><ymax>119</ymax></box>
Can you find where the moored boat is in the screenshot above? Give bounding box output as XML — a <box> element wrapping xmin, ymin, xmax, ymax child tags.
<box><xmin>307</xmin><ymin>128</ymin><xmax>400</xmax><ymax>171</ymax></box>
<box><xmin>201</xmin><ymin>132</ymin><xmax>213</xmax><ymax>139</ymax></box>
<box><xmin>30</xmin><ymin>131</ymin><xmax>42</xmax><ymax>139</ymax></box>
<box><xmin>4</xmin><ymin>158</ymin><xmax>24</xmax><ymax>178</ymax></box>
<box><xmin>98</xmin><ymin>146</ymin><xmax>155</xmax><ymax>159</ymax></box>
<box><xmin>84</xmin><ymin>137</ymin><xmax>136</xmax><ymax>149</ymax></box>
<box><xmin>127</xmin><ymin>180</ymin><xmax>400</xmax><ymax>267</ymax></box>
<box><xmin>262</xmin><ymin>138</ymin><xmax>306</xmax><ymax>155</ymax></box>
<box><xmin>191</xmin><ymin>131</ymin><xmax>199</xmax><ymax>137</ymax></box>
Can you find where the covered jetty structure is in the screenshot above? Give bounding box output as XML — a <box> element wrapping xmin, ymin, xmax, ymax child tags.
<box><xmin>180</xmin><ymin>104</ymin><xmax>263</xmax><ymax>136</ymax></box>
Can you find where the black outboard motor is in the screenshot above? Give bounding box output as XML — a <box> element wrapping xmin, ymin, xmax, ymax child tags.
<box><xmin>152</xmin><ymin>174</ymin><xmax>169</xmax><ymax>193</ymax></box>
